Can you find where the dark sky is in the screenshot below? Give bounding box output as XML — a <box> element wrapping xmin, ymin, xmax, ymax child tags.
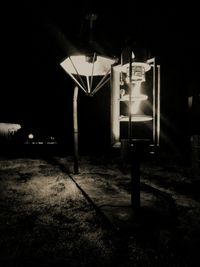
<box><xmin>1</xmin><ymin>1</ymin><xmax>199</xmax><ymax>146</ymax></box>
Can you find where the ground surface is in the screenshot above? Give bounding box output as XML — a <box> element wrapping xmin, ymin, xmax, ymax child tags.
<box><xmin>0</xmin><ymin>151</ymin><xmax>200</xmax><ymax>266</ymax></box>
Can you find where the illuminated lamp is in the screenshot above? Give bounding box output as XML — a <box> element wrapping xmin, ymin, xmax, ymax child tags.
<box><xmin>111</xmin><ymin>52</ymin><xmax>160</xmax><ymax>149</ymax></box>
<box><xmin>0</xmin><ymin>123</ymin><xmax>21</xmax><ymax>133</ymax></box>
<box><xmin>111</xmin><ymin>45</ymin><xmax>160</xmax><ymax>210</ymax></box>
<box><xmin>60</xmin><ymin>53</ymin><xmax>116</xmax><ymax>96</ymax></box>
<box><xmin>124</xmin><ymin>62</ymin><xmax>150</xmax><ymax>82</ymax></box>
<box><xmin>28</xmin><ymin>134</ymin><xmax>34</xmax><ymax>139</ymax></box>
<box><xmin>60</xmin><ymin>13</ymin><xmax>117</xmax><ymax>174</ymax></box>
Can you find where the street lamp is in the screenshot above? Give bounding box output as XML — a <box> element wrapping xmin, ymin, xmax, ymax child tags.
<box><xmin>111</xmin><ymin>45</ymin><xmax>160</xmax><ymax>210</ymax></box>
<box><xmin>60</xmin><ymin>54</ymin><xmax>116</xmax><ymax>96</ymax></box>
<box><xmin>60</xmin><ymin>14</ymin><xmax>117</xmax><ymax>174</ymax></box>
<box><xmin>60</xmin><ymin>54</ymin><xmax>116</xmax><ymax>174</ymax></box>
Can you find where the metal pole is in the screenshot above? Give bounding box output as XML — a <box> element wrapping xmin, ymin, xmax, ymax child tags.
<box><xmin>73</xmin><ymin>85</ymin><xmax>79</xmax><ymax>174</ymax></box>
<box><xmin>128</xmin><ymin>52</ymin><xmax>133</xmax><ymax>145</ymax></box>
<box><xmin>128</xmin><ymin>51</ymin><xmax>141</xmax><ymax>210</ymax></box>
<box><xmin>131</xmin><ymin>142</ymin><xmax>141</xmax><ymax>210</ymax></box>
<box><xmin>153</xmin><ymin>58</ymin><xmax>156</xmax><ymax>145</ymax></box>
<box><xmin>110</xmin><ymin>67</ymin><xmax>120</xmax><ymax>145</ymax></box>
<box><xmin>157</xmin><ymin>65</ymin><xmax>161</xmax><ymax>147</ymax></box>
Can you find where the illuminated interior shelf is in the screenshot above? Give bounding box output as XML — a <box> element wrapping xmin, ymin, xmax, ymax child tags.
<box><xmin>119</xmin><ymin>95</ymin><xmax>148</xmax><ymax>101</ymax></box>
<box><xmin>120</xmin><ymin>115</ymin><xmax>153</xmax><ymax>122</ymax></box>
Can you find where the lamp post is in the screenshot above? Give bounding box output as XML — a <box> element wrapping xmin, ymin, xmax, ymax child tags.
<box><xmin>127</xmin><ymin>50</ymin><xmax>151</xmax><ymax>210</ymax></box>
<box><xmin>60</xmin><ymin>13</ymin><xmax>117</xmax><ymax>173</ymax></box>
<box><xmin>60</xmin><ymin>53</ymin><xmax>117</xmax><ymax>173</ymax></box>
<box><xmin>111</xmin><ymin>45</ymin><xmax>160</xmax><ymax>210</ymax></box>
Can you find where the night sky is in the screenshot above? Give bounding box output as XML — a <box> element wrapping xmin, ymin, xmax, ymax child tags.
<box><xmin>1</xmin><ymin>1</ymin><xmax>199</xmax><ymax>151</ymax></box>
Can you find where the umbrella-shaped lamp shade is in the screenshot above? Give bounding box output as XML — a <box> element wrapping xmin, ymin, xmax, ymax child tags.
<box><xmin>60</xmin><ymin>55</ymin><xmax>116</xmax><ymax>76</ymax></box>
<box><xmin>60</xmin><ymin>54</ymin><xmax>117</xmax><ymax>95</ymax></box>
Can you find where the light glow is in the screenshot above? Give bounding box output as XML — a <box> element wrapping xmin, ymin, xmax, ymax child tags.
<box><xmin>120</xmin><ymin>115</ymin><xmax>153</xmax><ymax>122</ymax></box>
<box><xmin>28</xmin><ymin>134</ymin><xmax>34</xmax><ymax>139</ymax></box>
<box><xmin>60</xmin><ymin>55</ymin><xmax>115</xmax><ymax>76</ymax></box>
<box><xmin>121</xmin><ymin>82</ymin><xmax>148</xmax><ymax>114</ymax></box>
<box><xmin>0</xmin><ymin>123</ymin><xmax>21</xmax><ymax>134</ymax></box>
<box><xmin>120</xmin><ymin>62</ymin><xmax>150</xmax><ymax>72</ymax></box>
<box><xmin>111</xmin><ymin>57</ymin><xmax>160</xmax><ymax>147</ymax></box>
<box><xmin>60</xmin><ymin>54</ymin><xmax>117</xmax><ymax>95</ymax></box>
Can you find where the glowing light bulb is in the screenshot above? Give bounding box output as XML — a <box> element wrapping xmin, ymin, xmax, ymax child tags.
<box><xmin>28</xmin><ymin>134</ymin><xmax>34</xmax><ymax>139</ymax></box>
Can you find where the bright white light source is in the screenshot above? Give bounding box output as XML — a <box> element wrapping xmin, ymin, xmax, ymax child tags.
<box><xmin>60</xmin><ymin>55</ymin><xmax>116</xmax><ymax>77</ymax></box>
<box><xmin>28</xmin><ymin>134</ymin><xmax>34</xmax><ymax>139</ymax></box>
<box><xmin>0</xmin><ymin>123</ymin><xmax>21</xmax><ymax>133</ymax></box>
<box><xmin>131</xmin><ymin>100</ymin><xmax>142</xmax><ymax>114</ymax></box>
<box><xmin>120</xmin><ymin>82</ymin><xmax>148</xmax><ymax>114</ymax></box>
<box><xmin>120</xmin><ymin>115</ymin><xmax>153</xmax><ymax>122</ymax></box>
<box><xmin>60</xmin><ymin>54</ymin><xmax>117</xmax><ymax>95</ymax></box>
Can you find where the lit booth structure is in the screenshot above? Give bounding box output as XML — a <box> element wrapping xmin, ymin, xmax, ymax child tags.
<box><xmin>111</xmin><ymin>54</ymin><xmax>160</xmax><ymax>151</ymax></box>
<box><xmin>111</xmin><ymin>48</ymin><xmax>160</xmax><ymax>209</ymax></box>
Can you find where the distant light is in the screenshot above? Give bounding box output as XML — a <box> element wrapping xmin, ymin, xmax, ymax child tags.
<box><xmin>0</xmin><ymin>123</ymin><xmax>21</xmax><ymax>133</ymax></box>
<box><xmin>28</xmin><ymin>134</ymin><xmax>34</xmax><ymax>139</ymax></box>
<box><xmin>132</xmin><ymin>52</ymin><xmax>135</xmax><ymax>59</ymax></box>
<box><xmin>188</xmin><ymin>96</ymin><xmax>193</xmax><ymax>109</ymax></box>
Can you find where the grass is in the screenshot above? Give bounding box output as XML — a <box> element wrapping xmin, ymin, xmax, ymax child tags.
<box><xmin>0</xmin><ymin>153</ymin><xmax>199</xmax><ymax>267</ymax></box>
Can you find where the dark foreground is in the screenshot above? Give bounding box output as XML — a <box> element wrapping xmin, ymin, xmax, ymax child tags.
<box><xmin>0</xmin><ymin>149</ymin><xmax>200</xmax><ymax>267</ymax></box>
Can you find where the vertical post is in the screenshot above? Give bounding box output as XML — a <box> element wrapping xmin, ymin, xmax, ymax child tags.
<box><xmin>110</xmin><ymin>66</ymin><xmax>120</xmax><ymax>145</ymax></box>
<box><xmin>128</xmin><ymin>51</ymin><xmax>141</xmax><ymax>210</ymax></box>
<box><xmin>73</xmin><ymin>85</ymin><xmax>79</xmax><ymax>174</ymax></box>
<box><xmin>152</xmin><ymin>58</ymin><xmax>156</xmax><ymax>145</ymax></box>
<box><xmin>131</xmin><ymin>142</ymin><xmax>141</xmax><ymax>210</ymax></box>
<box><xmin>157</xmin><ymin>64</ymin><xmax>161</xmax><ymax>147</ymax></box>
<box><xmin>128</xmin><ymin>52</ymin><xmax>133</xmax><ymax>145</ymax></box>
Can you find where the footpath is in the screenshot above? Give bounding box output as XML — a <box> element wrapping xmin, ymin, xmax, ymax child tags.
<box><xmin>57</xmin><ymin>155</ymin><xmax>200</xmax><ymax>266</ymax></box>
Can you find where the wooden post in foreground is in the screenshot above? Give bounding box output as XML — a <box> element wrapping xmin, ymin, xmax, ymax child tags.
<box><xmin>73</xmin><ymin>85</ymin><xmax>79</xmax><ymax>174</ymax></box>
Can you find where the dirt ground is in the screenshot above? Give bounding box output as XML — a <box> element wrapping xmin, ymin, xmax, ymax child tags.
<box><xmin>0</xmin><ymin>151</ymin><xmax>200</xmax><ymax>267</ymax></box>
